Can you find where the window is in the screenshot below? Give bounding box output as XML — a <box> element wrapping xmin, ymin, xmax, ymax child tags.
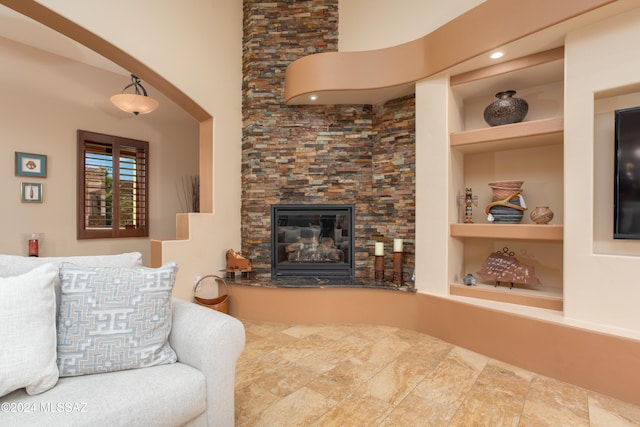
<box><xmin>77</xmin><ymin>130</ymin><xmax>149</xmax><ymax>239</ymax></box>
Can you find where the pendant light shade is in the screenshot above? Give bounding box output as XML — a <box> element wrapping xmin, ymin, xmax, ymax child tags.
<box><xmin>110</xmin><ymin>74</ymin><xmax>159</xmax><ymax>115</ymax></box>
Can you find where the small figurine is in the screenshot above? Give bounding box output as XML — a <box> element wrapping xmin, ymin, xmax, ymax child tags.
<box><xmin>226</xmin><ymin>249</ymin><xmax>251</xmax><ymax>271</ymax></box>
<box><xmin>460</xmin><ymin>188</ymin><xmax>478</xmax><ymax>223</ymax></box>
<box><xmin>463</xmin><ymin>273</ymin><xmax>477</xmax><ymax>286</ymax></box>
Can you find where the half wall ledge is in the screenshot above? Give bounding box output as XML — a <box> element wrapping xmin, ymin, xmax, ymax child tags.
<box><xmin>225</xmin><ymin>275</ymin><xmax>416</xmax><ymax>293</ymax></box>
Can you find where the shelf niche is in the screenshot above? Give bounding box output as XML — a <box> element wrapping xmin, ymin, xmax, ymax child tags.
<box><xmin>448</xmin><ymin>48</ymin><xmax>565</xmax><ymax>311</ymax></box>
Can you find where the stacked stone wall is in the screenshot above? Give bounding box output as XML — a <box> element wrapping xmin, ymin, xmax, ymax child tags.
<box><xmin>242</xmin><ymin>0</ymin><xmax>415</xmax><ymax>281</ymax></box>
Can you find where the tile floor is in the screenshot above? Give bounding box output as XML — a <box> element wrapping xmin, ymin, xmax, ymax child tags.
<box><xmin>235</xmin><ymin>319</ymin><xmax>640</xmax><ymax>426</ymax></box>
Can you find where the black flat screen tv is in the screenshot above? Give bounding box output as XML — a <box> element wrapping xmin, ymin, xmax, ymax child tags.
<box><xmin>614</xmin><ymin>106</ymin><xmax>640</xmax><ymax>239</ymax></box>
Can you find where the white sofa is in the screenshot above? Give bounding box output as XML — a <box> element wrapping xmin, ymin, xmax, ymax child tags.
<box><xmin>0</xmin><ymin>253</ymin><xmax>245</xmax><ymax>427</ymax></box>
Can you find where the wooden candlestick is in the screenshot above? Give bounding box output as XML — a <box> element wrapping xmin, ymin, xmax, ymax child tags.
<box><xmin>393</xmin><ymin>251</ymin><xmax>403</xmax><ymax>285</ymax></box>
<box><xmin>374</xmin><ymin>255</ymin><xmax>384</xmax><ymax>283</ymax></box>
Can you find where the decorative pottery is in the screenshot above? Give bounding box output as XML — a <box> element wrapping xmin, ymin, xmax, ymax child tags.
<box><xmin>483</xmin><ymin>90</ymin><xmax>529</xmax><ymax>127</ymax></box>
<box><xmin>485</xmin><ymin>180</ymin><xmax>527</xmax><ymax>223</ymax></box>
<box><xmin>530</xmin><ymin>206</ymin><xmax>554</xmax><ymax>224</ymax></box>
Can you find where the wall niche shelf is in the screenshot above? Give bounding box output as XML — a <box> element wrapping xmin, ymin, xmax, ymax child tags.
<box><xmin>450</xmin><ymin>116</ymin><xmax>563</xmax><ymax>154</ymax></box>
<box><xmin>450</xmin><ymin>223</ymin><xmax>563</xmax><ymax>241</ymax></box>
<box><xmin>450</xmin><ymin>283</ymin><xmax>563</xmax><ymax>311</ymax></box>
<box><xmin>448</xmin><ymin>48</ymin><xmax>565</xmax><ymax>311</ymax></box>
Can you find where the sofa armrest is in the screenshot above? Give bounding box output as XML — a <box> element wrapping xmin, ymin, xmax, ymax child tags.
<box><xmin>169</xmin><ymin>298</ymin><xmax>245</xmax><ymax>427</ymax></box>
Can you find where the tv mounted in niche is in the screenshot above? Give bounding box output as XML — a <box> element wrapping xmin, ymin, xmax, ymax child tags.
<box><xmin>614</xmin><ymin>106</ymin><xmax>640</xmax><ymax>239</ymax></box>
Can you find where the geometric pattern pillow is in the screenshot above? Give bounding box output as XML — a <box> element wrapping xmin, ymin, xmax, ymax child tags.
<box><xmin>56</xmin><ymin>262</ymin><xmax>178</xmax><ymax>377</ymax></box>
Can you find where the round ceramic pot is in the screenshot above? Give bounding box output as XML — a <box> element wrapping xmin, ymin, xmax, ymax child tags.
<box><xmin>483</xmin><ymin>90</ymin><xmax>528</xmax><ymax>127</ymax></box>
<box><xmin>530</xmin><ymin>206</ymin><xmax>554</xmax><ymax>224</ymax></box>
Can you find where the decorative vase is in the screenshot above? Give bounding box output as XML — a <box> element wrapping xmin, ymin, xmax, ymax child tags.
<box><xmin>530</xmin><ymin>206</ymin><xmax>554</xmax><ymax>224</ymax></box>
<box><xmin>483</xmin><ymin>90</ymin><xmax>529</xmax><ymax>127</ymax></box>
<box><xmin>485</xmin><ymin>180</ymin><xmax>527</xmax><ymax>224</ymax></box>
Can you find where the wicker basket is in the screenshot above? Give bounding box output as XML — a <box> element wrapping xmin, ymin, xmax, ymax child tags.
<box><xmin>194</xmin><ymin>275</ymin><xmax>229</xmax><ymax>314</ymax></box>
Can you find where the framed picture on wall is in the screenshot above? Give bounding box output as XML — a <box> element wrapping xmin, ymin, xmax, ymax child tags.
<box><xmin>21</xmin><ymin>182</ymin><xmax>43</xmax><ymax>203</ymax></box>
<box><xmin>15</xmin><ymin>152</ymin><xmax>47</xmax><ymax>178</ymax></box>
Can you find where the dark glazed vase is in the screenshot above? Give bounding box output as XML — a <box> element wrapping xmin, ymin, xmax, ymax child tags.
<box><xmin>483</xmin><ymin>90</ymin><xmax>528</xmax><ymax>127</ymax></box>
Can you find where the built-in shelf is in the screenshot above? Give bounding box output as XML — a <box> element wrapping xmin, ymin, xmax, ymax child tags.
<box><xmin>450</xmin><ymin>223</ymin><xmax>563</xmax><ymax>241</ymax></box>
<box><xmin>448</xmin><ymin>48</ymin><xmax>565</xmax><ymax>312</ymax></box>
<box><xmin>450</xmin><ymin>116</ymin><xmax>563</xmax><ymax>154</ymax></box>
<box><xmin>450</xmin><ymin>283</ymin><xmax>563</xmax><ymax>311</ymax></box>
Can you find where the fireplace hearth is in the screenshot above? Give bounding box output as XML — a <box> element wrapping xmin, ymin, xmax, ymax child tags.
<box><xmin>271</xmin><ymin>204</ymin><xmax>354</xmax><ymax>277</ymax></box>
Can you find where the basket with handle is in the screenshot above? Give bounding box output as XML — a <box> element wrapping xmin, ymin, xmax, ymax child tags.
<box><xmin>193</xmin><ymin>274</ymin><xmax>229</xmax><ymax>314</ymax></box>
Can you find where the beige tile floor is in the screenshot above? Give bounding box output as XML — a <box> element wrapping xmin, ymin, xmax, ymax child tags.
<box><xmin>235</xmin><ymin>319</ymin><xmax>640</xmax><ymax>426</ymax></box>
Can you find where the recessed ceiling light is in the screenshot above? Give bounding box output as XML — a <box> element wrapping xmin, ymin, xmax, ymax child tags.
<box><xmin>308</xmin><ymin>94</ymin><xmax>318</xmax><ymax>101</ymax></box>
<box><xmin>490</xmin><ymin>51</ymin><xmax>504</xmax><ymax>60</ymax></box>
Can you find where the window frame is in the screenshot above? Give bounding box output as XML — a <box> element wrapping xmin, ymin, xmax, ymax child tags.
<box><xmin>77</xmin><ymin>130</ymin><xmax>149</xmax><ymax>239</ymax></box>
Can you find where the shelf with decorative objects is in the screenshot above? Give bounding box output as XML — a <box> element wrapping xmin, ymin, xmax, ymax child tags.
<box><xmin>448</xmin><ymin>48</ymin><xmax>565</xmax><ymax>310</ymax></box>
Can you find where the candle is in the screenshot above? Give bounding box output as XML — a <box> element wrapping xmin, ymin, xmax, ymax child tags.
<box><xmin>28</xmin><ymin>233</ymin><xmax>39</xmax><ymax>257</ymax></box>
<box><xmin>374</xmin><ymin>242</ymin><xmax>384</xmax><ymax>256</ymax></box>
<box><xmin>394</xmin><ymin>238</ymin><xmax>403</xmax><ymax>252</ymax></box>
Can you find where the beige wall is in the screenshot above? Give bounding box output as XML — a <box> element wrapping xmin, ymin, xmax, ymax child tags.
<box><xmin>0</xmin><ymin>36</ymin><xmax>198</xmax><ymax>264</ymax></box>
<box><xmin>22</xmin><ymin>0</ymin><xmax>243</xmax><ymax>295</ymax></box>
<box><xmin>336</xmin><ymin>0</ymin><xmax>640</xmax><ymax>338</ymax></box>
<box><xmin>12</xmin><ymin>1</ymin><xmax>640</xmax><ymax>339</ymax></box>
<box><xmin>338</xmin><ymin>0</ymin><xmax>483</xmax><ymax>52</ymax></box>
<box><xmin>564</xmin><ymin>8</ymin><xmax>640</xmax><ymax>335</ymax></box>
<box><xmin>413</xmin><ymin>7</ymin><xmax>640</xmax><ymax>339</ymax></box>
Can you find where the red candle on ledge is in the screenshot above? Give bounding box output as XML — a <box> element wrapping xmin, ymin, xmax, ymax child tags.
<box><xmin>28</xmin><ymin>235</ymin><xmax>39</xmax><ymax>257</ymax></box>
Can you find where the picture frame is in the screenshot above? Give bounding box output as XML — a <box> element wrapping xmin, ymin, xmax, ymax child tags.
<box><xmin>21</xmin><ymin>182</ymin><xmax>43</xmax><ymax>203</ymax></box>
<box><xmin>15</xmin><ymin>152</ymin><xmax>47</xmax><ymax>178</ymax></box>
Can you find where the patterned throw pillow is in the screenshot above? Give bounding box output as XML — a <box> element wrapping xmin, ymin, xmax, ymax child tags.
<box><xmin>56</xmin><ymin>263</ymin><xmax>178</xmax><ymax>377</ymax></box>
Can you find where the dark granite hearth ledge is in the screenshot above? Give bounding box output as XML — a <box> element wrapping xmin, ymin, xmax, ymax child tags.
<box><xmin>225</xmin><ymin>275</ymin><xmax>416</xmax><ymax>293</ymax></box>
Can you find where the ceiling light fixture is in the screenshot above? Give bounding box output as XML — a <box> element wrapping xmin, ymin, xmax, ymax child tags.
<box><xmin>308</xmin><ymin>94</ymin><xmax>318</xmax><ymax>101</ymax></box>
<box><xmin>490</xmin><ymin>51</ymin><xmax>504</xmax><ymax>60</ymax></box>
<box><xmin>110</xmin><ymin>74</ymin><xmax>159</xmax><ymax>115</ymax></box>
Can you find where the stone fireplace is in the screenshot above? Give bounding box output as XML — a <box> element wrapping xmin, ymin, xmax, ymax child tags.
<box><xmin>271</xmin><ymin>204</ymin><xmax>354</xmax><ymax>277</ymax></box>
<box><xmin>241</xmin><ymin>1</ymin><xmax>416</xmax><ymax>285</ymax></box>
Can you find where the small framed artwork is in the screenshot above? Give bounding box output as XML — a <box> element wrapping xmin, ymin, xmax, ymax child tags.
<box><xmin>15</xmin><ymin>152</ymin><xmax>47</xmax><ymax>178</ymax></box>
<box><xmin>21</xmin><ymin>182</ymin><xmax>43</xmax><ymax>203</ymax></box>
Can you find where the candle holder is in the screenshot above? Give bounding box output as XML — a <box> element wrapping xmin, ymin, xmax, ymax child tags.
<box><xmin>393</xmin><ymin>251</ymin><xmax>403</xmax><ymax>285</ymax></box>
<box><xmin>374</xmin><ymin>255</ymin><xmax>384</xmax><ymax>283</ymax></box>
<box><xmin>28</xmin><ymin>233</ymin><xmax>39</xmax><ymax>257</ymax></box>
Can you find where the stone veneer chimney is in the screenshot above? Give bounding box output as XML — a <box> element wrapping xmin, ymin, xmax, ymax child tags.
<box><xmin>242</xmin><ymin>0</ymin><xmax>415</xmax><ymax>281</ymax></box>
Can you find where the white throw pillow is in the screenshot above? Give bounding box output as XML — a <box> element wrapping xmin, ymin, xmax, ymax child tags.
<box><xmin>0</xmin><ymin>264</ymin><xmax>59</xmax><ymax>397</ymax></box>
<box><xmin>56</xmin><ymin>262</ymin><xmax>178</xmax><ymax>377</ymax></box>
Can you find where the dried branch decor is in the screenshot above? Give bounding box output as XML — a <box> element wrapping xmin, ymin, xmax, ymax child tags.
<box><xmin>177</xmin><ymin>175</ymin><xmax>199</xmax><ymax>213</ymax></box>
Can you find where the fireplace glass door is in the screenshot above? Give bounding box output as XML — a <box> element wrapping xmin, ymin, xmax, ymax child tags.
<box><xmin>271</xmin><ymin>204</ymin><xmax>354</xmax><ymax>277</ymax></box>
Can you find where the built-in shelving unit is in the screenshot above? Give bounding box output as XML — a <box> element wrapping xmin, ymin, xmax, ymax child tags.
<box><xmin>448</xmin><ymin>48</ymin><xmax>565</xmax><ymax>310</ymax></box>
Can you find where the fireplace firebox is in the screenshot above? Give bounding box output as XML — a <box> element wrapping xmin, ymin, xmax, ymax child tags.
<box><xmin>271</xmin><ymin>204</ymin><xmax>355</xmax><ymax>277</ymax></box>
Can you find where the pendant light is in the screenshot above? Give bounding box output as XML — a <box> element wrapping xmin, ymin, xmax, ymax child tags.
<box><xmin>110</xmin><ymin>74</ymin><xmax>159</xmax><ymax>115</ymax></box>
